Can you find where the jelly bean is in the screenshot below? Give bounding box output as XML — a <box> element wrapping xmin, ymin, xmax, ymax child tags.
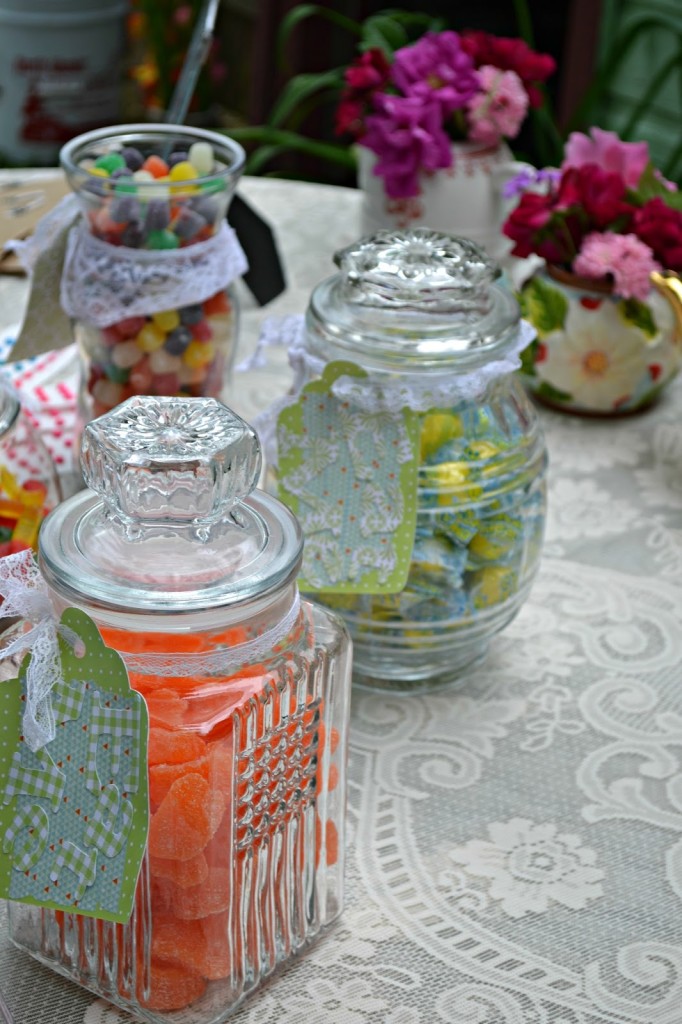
<box><xmin>144</xmin><ymin>199</ymin><xmax>171</xmax><ymax>232</ymax></box>
<box><xmin>169</xmin><ymin>160</ymin><xmax>198</xmax><ymax>181</ymax></box>
<box><xmin>183</xmin><ymin>340</ymin><xmax>215</xmax><ymax>369</ymax></box>
<box><xmin>89</xmin><ymin>167</ymin><xmax>109</xmax><ymax>178</ymax></box>
<box><xmin>136</xmin><ymin>323</ymin><xmax>166</xmax><ymax>353</ymax></box>
<box><xmin>151</xmin><ymin>309</ymin><xmax>180</xmax><ymax>332</ymax></box>
<box><xmin>95</xmin><ymin>152</ymin><xmax>125</xmax><ymax>174</ymax></box>
<box><xmin>152</xmin><ymin>372</ymin><xmax>181</xmax><ymax>395</ymax></box>
<box><xmin>190</xmin><ymin>195</ymin><xmax>219</xmax><ymax>222</ymax></box>
<box><xmin>172</xmin><ymin>207</ymin><xmax>206</xmax><ymax>239</ymax></box>
<box><xmin>104</xmin><ymin>363</ymin><xmax>130</xmax><ymax>384</ymax></box>
<box><xmin>191</xmin><ymin>319</ymin><xmax>213</xmax><ymax>341</ymax></box>
<box><xmin>132</xmin><ymin>169</ymin><xmax>154</xmax><ymax>182</ymax></box>
<box><xmin>164</xmin><ymin>326</ymin><xmax>192</xmax><ymax>355</ymax></box>
<box><xmin>114</xmin><ymin>316</ymin><xmax>147</xmax><ymax>339</ymax></box>
<box><xmin>121</xmin><ymin>222</ymin><xmax>144</xmax><ymax>247</ymax></box>
<box><xmin>150</xmin><ymin>349</ymin><xmax>182</xmax><ymax>375</ymax></box>
<box><xmin>178</xmin><ymin>363</ymin><xmax>208</xmax><ymax>387</ymax></box>
<box><xmin>101</xmin><ymin>326</ymin><xmax>120</xmax><ymax>346</ymax></box>
<box><xmin>129</xmin><ymin>357</ymin><xmax>154</xmax><ymax>393</ymax></box>
<box><xmin>148</xmin><ymin>229</ymin><xmax>179</xmax><ymax>250</ymax></box>
<box><xmin>143</xmin><ymin>154</ymin><xmax>170</xmax><ymax>178</ymax></box>
<box><xmin>91</xmin><ymin>378</ymin><xmax>123</xmax><ymax>408</ymax></box>
<box><xmin>188</xmin><ymin>141</ymin><xmax>214</xmax><ymax>176</ymax></box>
<box><xmin>109</xmin><ymin>194</ymin><xmax>140</xmax><ymax>224</ymax></box>
<box><xmin>111</xmin><ymin>340</ymin><xmax>144</xmax><ymax>369</ymax></box>
<box><xmin>203</xmin><ymin>291</ymin><xmax>231</xmax><ymax>315</ymax></box>
<box><xmin>179</xmin><ymin>304</ymin><xmax>204</xmax><ymax>326</ymax></box>
<box><xmin>83</xmin><ymin>177</ymin><xmax>107</xmax><ymax>197</ymax></box>
<box><xmin>167</xmin><ymin>150</ymin><xmax>189</xmax><ymax>168</ymax></box>
<box><xmin>110</xmin><ymin>167</ymin><xmax>133</xmax><ymax>180</ymax></box>
<box><xmin>122</xmin><ymin>145</ymin><xmax>144</xmax><ymax>171</ymax></box>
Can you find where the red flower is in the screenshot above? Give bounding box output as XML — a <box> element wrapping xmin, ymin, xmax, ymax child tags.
<box><xmin>633</xmin><ymin>197</ymin><xmax>682</xmax><ymax>273</ymax></box>
<box><xmin>335</xmin><ymin>48</ymin><xmax>391</xmax><ymax>137</ymax></box>
<box><xmin>460</xmin><ymin>30</ymin><xmax>555</xmax><ymax>107</ymax></box>
<box><xmin>503</xmin><ymin>192</ymin><xmax>567</xmax><ymax>261</ymax></box>
<box><xmin>556</xmin><ymin>165</ymin><xmax>634</xmax><ymax>230</ymax></box>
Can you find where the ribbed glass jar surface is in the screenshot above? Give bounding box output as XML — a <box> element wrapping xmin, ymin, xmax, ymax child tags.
<box><xmin>277</xmin><ymin>230</ymin><xmax>547</xmax><ymax>693</ymax></box>
<box><xmin>8</xmin><ymin>396</ymin><xmax>352</xmax><ymax>1022</ymax></box>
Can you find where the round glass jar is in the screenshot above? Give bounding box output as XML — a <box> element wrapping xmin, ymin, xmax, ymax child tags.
<box><xmin>8</xmin><ymin>396</ymin><xmax>351</xmax><ymax>1023</ymax></box>
<box><xmin>278</xmin><ymin>229</ymin><xmax>547</xmax><ymax>692</ymax></box>
<box><xmin>0</xmin><ymin>380</ymin><xmax>60</xmax><ymax>558</ymax></box>
<box><xmin>59</xmin><ymin>124</ymin><xmax>245</xmax><ymax>425</ymax></box>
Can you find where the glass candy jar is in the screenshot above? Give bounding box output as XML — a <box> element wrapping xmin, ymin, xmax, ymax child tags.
<box><xmin>0</xmin><ymin>380</ymin><xmax>60</xmax><ymax>558</ymax></box>
<box><xmin>59</xmin><ymin>124</ymin><xmax>246</xmax><ymax>425</ymax></box>
<box><xmin>8</xmin><ymin>396</ymin><xmax>352</xmax><ymax>1022</ymax></box>
<box><xmin>274</xmin><ymin>230</ymin><xmax>547</xmax><ymax>692</ymax></box>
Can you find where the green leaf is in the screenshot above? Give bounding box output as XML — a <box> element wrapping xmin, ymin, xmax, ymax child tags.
<box><xmin>519</xmin><ymin>336</ymin><xmax>539</xmax><ymax>376</ymax></box>
<box><xmin>267</xmin><ymin>69</ymin><xmax>345</xmax><ymax>127</ymax></box>
<box><xmin>520</xmin><ymin>277</ymin><xmax>568</xmax><ymax>335</ymax></box>
<box><xmin>618</xmin><ymin>298</ymin><xmax>658</xmax><ymax>339</ymax></box>
<box><xmin>361</xmin><ymin>16</ymin><xmax>408</xmax><ymax>55</ymax></box>
<box><xmin>223</xmin><ymin>127</ymin><xmax>357</xmax><ymax>170</ymax></box>
<box><xmin>276</xmin><ymin>5</ymin><xmax>363</xmax><ymax>70</ymax></box>
<box><xmin>535</xmin><ymin>381</ymin><xmax>573</xmax><ymax>403</ymax></box>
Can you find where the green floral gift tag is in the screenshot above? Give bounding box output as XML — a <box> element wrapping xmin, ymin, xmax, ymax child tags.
<box><xmin>0</xmin><ymin>608</ymin><xmax>149</xmax><ymax>923</ymax></box>
<box><xmin>277</xmin><ymin>361</ymin><xmax>420</xmax><ymax>593</ymax></box>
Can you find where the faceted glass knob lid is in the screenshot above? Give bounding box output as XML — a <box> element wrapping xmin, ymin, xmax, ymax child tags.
<box><xmin>81</xmin><ymin>396</ymin><xmax>262</xmax><ymax>528</ymax></box>
<box><xmin>335</xmin><ymin>228</ymin><xmax>498</xmax><ymax>313</ymax></box>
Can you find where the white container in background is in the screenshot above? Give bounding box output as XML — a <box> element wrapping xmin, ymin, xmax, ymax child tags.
<box><xmin>0</xmin><ymin>0</ymin><xmax>127</xmax><ymax>166</ymax></box>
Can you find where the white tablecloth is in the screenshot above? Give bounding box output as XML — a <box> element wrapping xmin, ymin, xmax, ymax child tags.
<box><xmin>1</xmin><ymin>176</ymin><xmax>682</xmax><ymax>1024</ymax></box>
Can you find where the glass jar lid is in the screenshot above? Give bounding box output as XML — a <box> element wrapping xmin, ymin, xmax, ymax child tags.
<box><xmin>39</xmin><ymin>397</ymin><xmax>303</xmax><ymax>613</ymax></box>
<box><xmin>306</xmin><ymin>229</ymin><xmax>520</xmax><ymax>373</ymax></box>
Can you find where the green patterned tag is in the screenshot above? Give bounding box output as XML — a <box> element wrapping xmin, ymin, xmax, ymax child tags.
<box><xmin>277</xmin><ymin>361</ymin><xmax>420</xmax><ymax>593</ymax></box>
<box><xmin>0</xmin><ymin>608</ymin><xmax>149</xmax><ymax>923</ymax></box>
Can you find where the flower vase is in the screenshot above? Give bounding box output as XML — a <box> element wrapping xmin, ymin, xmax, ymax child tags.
<box><xmin>356</xmin><ymin>140</ymin><xmax>528</xmax><ymax>259</ymax></box>
<box><xmin>519</xmin><ymin>266</ymin><xmax>682</xmax><ymax>415</ymax></box>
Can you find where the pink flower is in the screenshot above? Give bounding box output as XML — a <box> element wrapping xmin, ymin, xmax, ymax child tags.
<box><xmin>391</xmin><ymin>31</ymin><xmax>480</xmax><ymax>118</ymax></box>
<box><xmin>563</xmin><ymin>128</ymin><xmax>649</xmax><ymax>189</ymax></box>
<box><xmin>362</xmin><ymin>93</ymin><xmax>453</xmax><ymax>198</ymax></box>
<box><xmin>574</xmin><ymin>232</ymin><xmax>660</xmax><ymax>300</ymax></box>
<box><xmin>466</xmin><ymin>66</ymin><xmax>528</xmax><ymax>144</ymax></box>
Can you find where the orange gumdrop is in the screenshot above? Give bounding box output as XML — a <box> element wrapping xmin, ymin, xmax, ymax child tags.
<box><xmin>138</xmin><ymin>959</ymin><xmax>206</xmax><ymax>1010</ymax></box>
<box><xmin>148</xmin><ymin>773</ymin><xmax>225</xmax><ymax>861</ymax></box>
<box><xmin>142</xmin><ymin>155</ymin><xmax>169</xmax><ymax>179</ymax></box>
<box><xmin>171</xmin><ymin>867</ymin><xmax>232</xmax><ymax>919</ymax></box>
<box><xmin>152</xmin><ymin>913</ymin><xmax>231</xmax><ymax>980</ymax></box>
<box><xmin>148</xmin><ymin>726</ymin><xmax>206</xmax><ymax>766</ymax></box>
<box><xmin>145</xmin><ymin>689</ymin><xmax>189</xmax><ymax>729</ymax></box>
<box><xmin>149</xmin><ymin>755</ymin><xmax>209</xmax><ymax>806</ymax></box>
<box><xmin>316</xmin><ymin>818</ymin><xmax>339</xmax><ymax>867</ymax></box>
<box><xmin>149</xmin><ymin>851</ymin><xmax>209</xmax><ymax>889</ymax></box>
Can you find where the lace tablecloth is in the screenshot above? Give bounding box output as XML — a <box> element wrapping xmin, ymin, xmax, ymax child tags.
<box><xmin>1</xmin><ymin>177</ymin><xmax>682</xmax><ymax>1024</ymax></box>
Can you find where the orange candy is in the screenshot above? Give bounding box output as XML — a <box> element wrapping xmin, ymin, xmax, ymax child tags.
<box><xmin>148</xmin><ymin>726</ymin><xmax>206</xmax><ymax>765</ymax></box>
<box><xmin>170</xmin><ymin>866</ymin><xmax>232</xmax><ymax>920</ymax></box>
<box><xmin>151</xmin><ymin>913</ymin><xmax>231</xmax><ymax>980</ymax></box>
<box><xmin>148</xmin><ymin>755</ymin><xmax>209</xmax><ymax>806</ymax></box>
<box><xmin>203</xmin><ymin>291</ymin><xmax>231</xmax><ymax>316</ymax></box>
<box><xmin>138</xmin><ymin>959</ymin><xmax>206</xmax><ymax>1011</ymax></box>
<box><xmin>142</xmin><ymin>155</ymin><xmax>170</xmax><ymax>178</ymax></box>
<box><xmin>149</xmin><ymin>851</ymin><xmax>209</xmax><ymax>890</ymax></box>
<box><xmin>148</xmin><ymin>773</ymin><xmax>225</xmax><ymax>861</ymax></box>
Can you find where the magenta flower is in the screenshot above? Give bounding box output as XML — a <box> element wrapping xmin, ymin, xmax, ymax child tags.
<box><xmin>563</xmin><ymin>128</ymin><xmax>649</xmax><ymax>189</ymax></box>
<box><xmin>391</xmin><ymin>31</ymin><xmax>480</xmax><ymax>118</ymax></box>
<box><xmin>362</xmin><ymin>93</ymin><xmax>453</xmax><ymax>198</ymax></box>
<box><xmin>467</xmin><ymin>66</ymin><xmax>528</xmax><ymax>144</ymax></box>
<box><xmin>574</xmin><ymin>231</ymin><xmax>661</xmax><ymax>300</ymax></box>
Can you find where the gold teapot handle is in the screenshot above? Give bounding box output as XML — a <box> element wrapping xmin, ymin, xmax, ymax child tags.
<box><xmin>651</xmin><ymin>270</ymin><xmax>682</xmax><ymax>345</ymax></box>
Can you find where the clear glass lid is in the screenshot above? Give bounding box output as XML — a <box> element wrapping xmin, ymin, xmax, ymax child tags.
<box><xmin>39</xmin><ymin>397</ymin><xmax>303</xmax><ymax>613</ymax></box>
<box><xmin>306</xmin><ymin>229</ymin><xmax>520</xmax><ymax>372</ymax></box>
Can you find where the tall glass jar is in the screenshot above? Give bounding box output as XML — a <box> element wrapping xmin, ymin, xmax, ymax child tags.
<box><xmin>8</xmin><ymin>395</ymin><xmax>352</xmax><ymax>1022</ymax></box>
<box><xmin>59</xmin><ymin>124</ymin><xmax>246</xmax><ymax>426</ymax></box>
<box><xmin>272</xmin><ymin>230</ymin><xmax>547</xmax><ymax>692</ymax></box>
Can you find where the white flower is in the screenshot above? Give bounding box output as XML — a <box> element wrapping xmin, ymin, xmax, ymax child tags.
<box><xmin>450</xmin><ymin>817</ymin><xmax>604</xmax><ymax>918</ymax></box>
<box><xmin>546</xmin><ymin>478</ymin><xmax>639</xmax><ymax>541</ymax></box>
<box><xmin>537</xmin><ymin>300</ymin><xmax>653</xmax><ymax>411</ymax></box>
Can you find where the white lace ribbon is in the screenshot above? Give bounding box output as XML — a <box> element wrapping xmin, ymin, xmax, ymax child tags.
<box><xmin>120</xmin><ymin>592</ymin><xmax>302</xmax><ymax>677</ymax></box>
<box><xmin>0</xmin><ymin>550</ymin><xmax>83</xmax><ymax>752</ymax></box>
<box><xmin>244</xmin><ymin>314</ymin><xmax>536</xmax><ymax>467</ymax></box>
<box><xmin>61</xmin><ymin>220</ymin><xmax>248</xmax><ymax>327</ymax></box>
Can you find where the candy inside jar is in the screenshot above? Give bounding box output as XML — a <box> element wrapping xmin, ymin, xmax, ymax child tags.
<box><xmin>59</xmin><ymin>125</ymin><xmax>246</xmax><ymax>422</ymax></box>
